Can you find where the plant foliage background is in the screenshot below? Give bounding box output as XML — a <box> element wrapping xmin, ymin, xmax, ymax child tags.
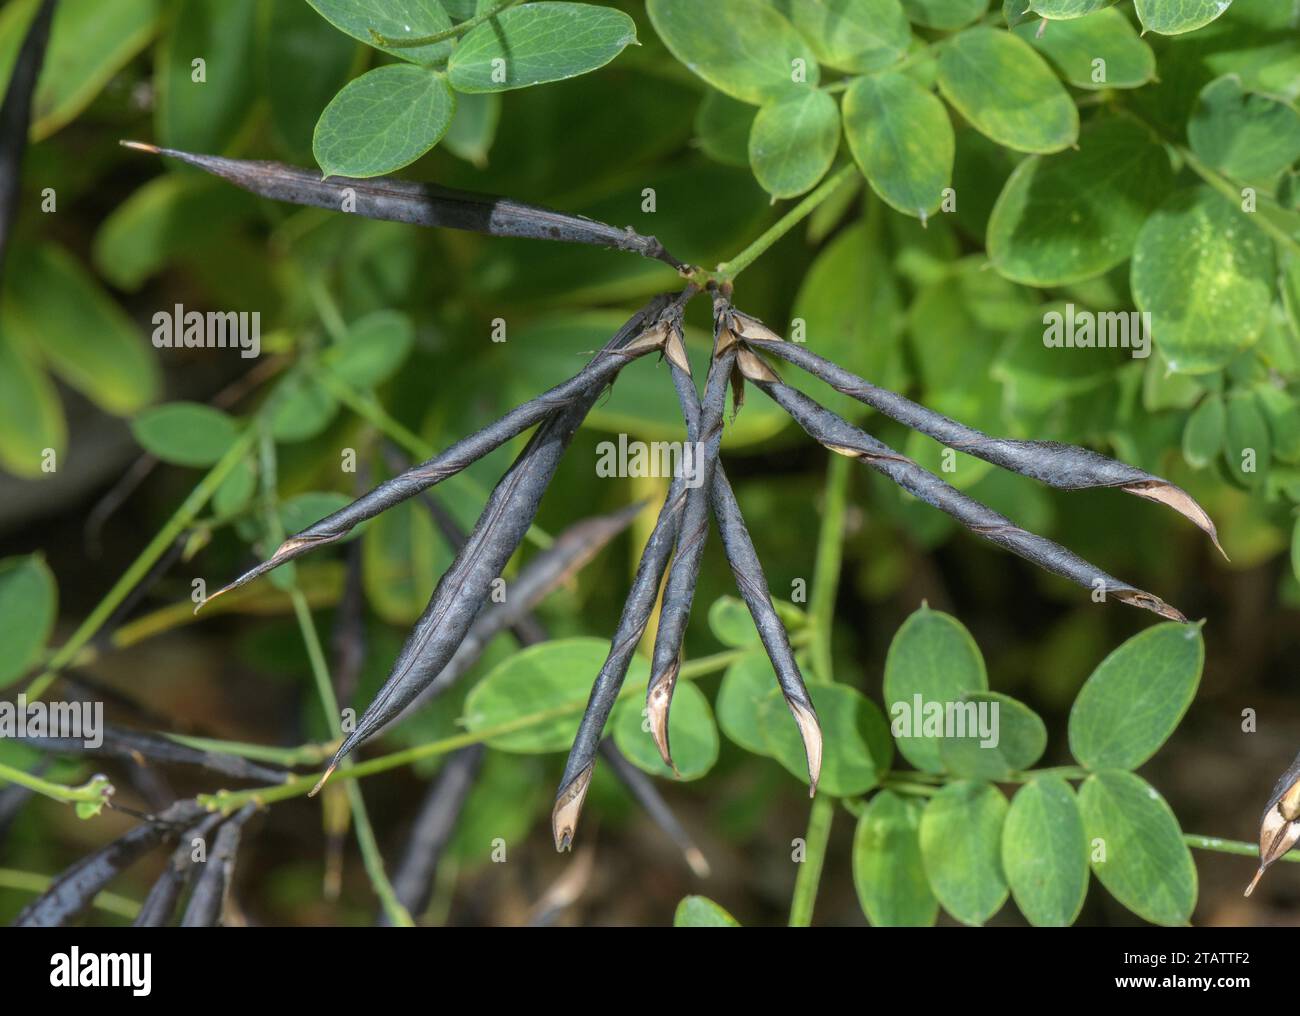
<box><xmin>1</xmin><ymin>0</ymin><xmax>1299</xmax><ymax>927</ymax></box>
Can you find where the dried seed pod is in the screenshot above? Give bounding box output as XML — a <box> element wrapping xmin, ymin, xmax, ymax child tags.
<box><xmin>554</xmin><ymin>471</ymin><xmax>689</xmax><ymax>850</ymax></box>
<box><xmin>205</xmin><ymin>304</ymin><xmax>673</xmax><ymax>605</ymax></box>
<box><xmin>742</xmin><ymin>333</ymin><xmax>1223</xmax><ymax>557</ymax></box>
<box><xmin>753</xmin><ymin>372</ymin><xmax>1185</xmax><ymax>622</ymax></box>
<box><xmin>0</xmin><ymin>0</ymin><xmax>54</xmax><ymax>283</ymax></box>
<box><xmin>179</xmin><ymin>803</ymin><xmax>257</xmax><ymax>927</ymax></box>
<box><xmin>381</xmin><ymin>500</ymin><xmax>644</xmax><ymax>731</ymax></box>
<box><xmin>644</xmin><ymin>297</ymin><xmax>738</xmax><ymax>771</ymax></box>
<box><xmin>15</xmin><ymin>799</ymin><xmax>206</xmax><ymax>927</ymax></box>
<box><xmin>312</xmin><ymin>301</ymin><xmax>670</xmax><ymax>792</ymax></box>
<box><xmin>121</xmin><ymin>142</ymin><xmax>688</xmax><ymax>271</ymax></box>
<box><xmin>669</xmin><ymin>354</ymin><xmax>821</xmax><ymax>794</ymax></box>
<box><xmin>133</xmin><ymin>812</ymin><xmax>225</xmax><ymax>927</ymax></box>
<box><xmin>22</xmin><ymin>723</ymin><xmax>290</xmax><ymax>784</ymax></box>
<box><xmin>1246</xmin><ymin>752</ymin><xmax>1300</xmax><ymax>896</ymax></box>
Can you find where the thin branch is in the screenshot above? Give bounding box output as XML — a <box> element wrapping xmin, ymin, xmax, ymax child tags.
<box><xmin>370</xmin><ymin>0</ymin><xmax>524</xmax><ymax>48</ymax></box>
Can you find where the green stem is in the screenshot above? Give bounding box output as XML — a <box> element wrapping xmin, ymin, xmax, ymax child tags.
<box><xmin>788</xmin><ymin>795</ymin><xmax>834</xmax><ymax>927</ymax></box>
<box><xmin>260</xmin><ymin>427</ymin><xmax>414</xmax><ymax>928</ymax></box>
<box><xmin>1185</xmin><ymin>833</ymin><xmax>1300</xmax><ymax>863</ymax></box>
<box><xmin>0</xmin><ymin>763</ymin><xmax>112</xmax><ymax>808</ymax></box>
<box><xmin>198</xmin><ymin>641</ymin><xmax>795</xmax><ymax>813</ymax></box>
<box><xmin>716</xmin><ymin>164</ymin><xmax>859</xmax><ymax>282</ymax></box>
<box><xmin>0</xmin><ymin>868</ymin><xmax>140</xmax><ymax>919</ymax></box>
<box><xmin>26</xmin><ymin>426</ymin><xmax>258</xmax><ymax>700</ymax></box>
<box><xmin>165</xmin><ymin>733</ymin><xmax>332</xmax><ymax>767</ymax></box>
<box><xmin>370</xmin><ymin>0</ymin><xmax>523</xmax><ymax>48</ymax></box>
<box><xmin>880</xmin><ymin>777</ymin><xmax>940</xmax><ymax>797</ymax></box>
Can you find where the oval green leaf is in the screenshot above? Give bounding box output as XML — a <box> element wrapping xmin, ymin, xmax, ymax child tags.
<box><xmin>647</xmin><ymin>0</ymin><xmax>819</xmax><ymax>105</ymax></box>
<box><xmin>130</xmin><ymin>402</ymin><xmax>239</xmax><ymax>467</ymax></box>
<box><xmin>1182</xmin><ymin>393</ymin><xmax>1226</xmax><ymax>468</ymax></box>
<box><xmin>306</xmin><ymin>0</ymin><xmax>453</xmax><ymax>66</ymax></box>
<box><xmin>6</xmin><ymin>244</ymin><xmax>160</xmax><ymax>414</ymax></box>
<box><xmin>1029</xmin><ymin>0</ymin><xmax>1118</xmax><ymax>17</ymax></box>
<box><xmin>748</xmin><ymin>88</ymin><xmax>840</xmax><ymax>199</ymax></box>
<box><xmin>937</xmin><ymin>27</ymin><xmax>1079</xmax><ymax>154</ymax></box>
<box><xmin>1224</xmin><ymin>388</ymin><xmax>1270</xmax><ymax>488</ymax></box>
<box><xmin>695</xmin><ymin>90</ymin><xmax>755</xmax><ymax>168</ymax></box>
<box><xmin>759</xmin><ymin>682</ymin><xmax>893</xmax><ymax>796</ymax></box>
<box><xmin>0</xmin><ymin>555</ymin><xmax>57</xmax><ymax>688</ymax></box>
<box><xmin>1189</xmin><ymin>75</ymin><xmax>1300</xmax><ymax>182</ymax></box>
<box><xmin>1131</xmin><ymin>186</ymin><xmax>1275</xmax><ymax>374</ymax></box>
<box><xmin>1015</xmin><ymin>8</ymin><xmax>1155</xmax><ymax>90</ymax></box>
<box><xmin>883</xmin><ymin>604</ymin><xmax>988</xmax><ymax>773</ymax></box>
<box><xmin>988</xmin><ymin>117</ymin><xmax>1173</xmax><ymax>286</ymax></box>
<box><xmin>448</xmin><ymin>3</ymin><xmax>637</xmax><ymax>93</ymax></box>
<box><xmin>362</xmin><ymin>494</ymin><xmax>451</xmax><ymax>625</ymax></box>
<box><xmin>1078</xmin><ymin>770</ymin><xmax>1197</xmax><ymax>925</ymax></box>
<box><xmin>717</xmin><ymin>652</ymin><xmax>778</xmax><ymax>756</ymax></box>
<box><xmin>0</xmin><ymin>322</ymin><xmax>63</xmax><ymax>478</ymax></box>
<box><xmin>1068</xmin><ymin>622</ymin><xmax>1204</xmax><ymax>771</ymax></box>
<box><xmin>938</xmin><ymin>691</ymin><xmax>1048</xmax><ymax>780</ymax></box>
<box><xmin>708</xmin><ymin>595</ymin><xmax>760</xmax><ymax>648</ymax></box>
<box><xmin>1002</xmin><ymin>776</ymin><xmax>1089</xmax><ymax>927</ymax></box>
<box><xmin>919</xmin><ymin>780</ymin><xmax>1009</xmax><ymax>925</ymax></box>
<box><xmin>613</xmin><ymin>680</ymin><xmax>719</xmax><ymax>781</ymax></box>
<box><xmin>852</xmin><ymin>790</ymin><xmax>937</xmax><ymax>926</ymax></box>
<box><xmin>901</xmin><ymin>0</ymin><xmax>987</xmax><ymax>30</ymax></box>
<box><xmin>464</xmin><ymin>638</ymin><xmax>649</xmax><ymax>753</ymax></box>
<box><xmin>674</xmin><ymin>895</ymin><xmax>740</xmax><ymax>927</ymax></box>
<box><xmin>1135</xmin><ymin>0</ymin><xmax>1236</xmax><ymax>36</ymax></box>
<box><xmin>322</xmin><ymin>310</ymin><xmax>415</xmax><ymax>389</ymax></box>
<box><xmin>783</xmin><ymin>0</ymin><xmax>911</xmax><ymax>73</ymax></box>
<box><xmin>313</xmin><ymin>64</ymin><xmax>455</xmax><ymax>178</ymax></box>
<box><xmin>844</xmin><ymin>72</ymin><xmax>953</xmax><ymax>219</ymax></box>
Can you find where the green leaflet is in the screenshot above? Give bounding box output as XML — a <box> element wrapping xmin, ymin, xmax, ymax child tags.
<box><xmin>779</xmin><ymin>0</ymin><xmax>911</xmax><ymax>73</ymax></box>
<box><xmin>1078</xmin><ymin>770</ymin><xmax>1198</xmax><ymax>925</ymax></box>
<box><xmin>938</xmin><ymin>691</ymin><xmax>1048</xmax><ymax>780</ymax></box>
<box><xmin>0</xmin><ymin>322</ymin><xmax>63</xmax><ymax>478</ymax></box>
<box><xmin>443</xmin><ymin>92</ymin><xmax>502</xmax><ymax>168</ymax></box>
<box><xmin>130</xmin><ymin>402</ymin><xmax>239</xmax><ymax>468</ymax></box>
<box><xmin>1189</xmin><ymin>75</ymin><xmax>1300</xmax><ymax>182</ymax></box>
<box><xmin>6</xmin><ymin>244</ymin><xmax>160</xmax><ymax>415</ymax></box>
<box><xmin>647</xmin><ymin>0</ymin><xmax>819</xmax><ymax>105</ymax></box>
<box><xmin>674</xmin><ymin>895</ymin><xmax>740</xmax><ymax>926</ymax></box>
<box><xmin>882</xmin><ymin>604</ymin><xmax>988</xmax><ymax>773</ymax></box>
<box><xmin>987</xmin><ymin>117</ymin><xmax>1173</xmax><ymax>287</ymax></box>
<box><xmin>716</xmin><ymin>653</ymin><xmax>778</xmax><ymax>756</ymax></box>
<box><xmin>322</xmin><ymin>310</ymin><xmax>415</xmax><ymax>389</ymax></box>
<box><xmin>448</xmin><ymin>3</ymin><xmax>637</xmax><ymax>93</ymax></box>
<box><xmin>155</xmin><ymin>0</ymin><xmax>258</xmax><ymax>155</ymax></box>
<box><xmin>843</xmin><ymin>72</ymin><xmax>953</xmax><ymax>219</ymax></box>
<box><xmin>1224</xmin><ymin>388</ymin><xmax>1271</xmax><ymax>488</ymax></box>
<box><xmin>0</xmin><ymin>555</ymin><xmax>57</xmax><ymax>689</ymax></box>
<box><xmin>852</xmin><ymin>790</ymin><xmax>936</xmax><ymax>926</ymax></box>
<box><xmin>613</xmin><ymin>681</ymin><xmax>719</xmax><ymax>781</ymax></box>
<box><xmin>1131</xmin><ymin>186</ymin><xmax>1275</xmax><ymax>374</ymax></box>
<box><xmin>1029</xmin><ymin>0</ymin><xmax>1119</xmax><ymax>17</ymax></box>
<box><xmin>919</xmin><ymin>780</ymin><xmax>1009</xmax><ymax>925</ymax></box>
<box><xmin>1136</xmin><ymin>0</ymin><xmax>1237</xmax><ymax>36</ymax></box>
<box><xmin>463</xmin><ymin>638</ymin><xmax>650</xmax><ymax>753</ymax></box>
<box><xmin>900</xmin><ymin>0</ymin><xmax>987</xmax><ymax>30</ymax></box>
<box><xmin>1015</xmin><ymin>9</ymin><xmax>1156</xmax><ymax>90</ymax></box>
<box><xmin>1068</xmin><ymin>622</ymin><xmax>1204</xmax><ymax>771</ymax></box>
<box><xmin>759</xmin><ymin>682</ymin><xmax>892</xmax><ymax>796</ymax></box>
<box><xmin>305</xmin><ymin>0</ymin><xmax>454</xmax><ymax>66</ymax></box>
<box><xmin>937</xmin><ymin>27</ymin><xmax>1079</xmax><ymax>154</ymax></box>
<box><xmin>313</xmin><ymin>64</ymin><xmax>456</xmax><ymax>178</ymax></box>
<box><xmin>1001</xmin><ymin>777</ymin><xmax>1089</xmax><ymax>927</ymax></box>
<box><xmin>707</xmin><ymin>596</ymin><xmax>762</xmax><ymax>649</ymax></box>
<box><xmin>1182</xmin><ymin>393</ymin><xmax>1226</xmax><ymax>468</ymax></box>
<box><xmin>747</xmin><ymin>88</ymin><xmax>840</xmax><ymax>198</ymax></box>
<box><xmin>695</xmin><ymin>90</ymin><xmax>756</xmax><ymax>168</ymax></box>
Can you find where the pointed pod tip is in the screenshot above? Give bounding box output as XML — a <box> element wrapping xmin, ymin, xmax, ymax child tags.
<box><xmin>646</xmin><ymin>673</ymin><xmax>678</xmax><ymax>773</ymax></box>
<box><xmin>1245</xmin><ymin>866</ymin><xmax>1265</xmax><ymax>897</ymax></box>
<box><xmin>308</xmin><ymin>762</ymin><xmax>338</xmax><ymax>798</ymax></box>
<box><xmin>787</xmin><ymin>697</ymin><xmax>823</xmax><ymax>797</ymax></box>
<box><xmin>685</xmin><ymin>847</ymin><xmax>711</xmax><ymax>879</ymax></box>
<box><xmin>120</xmin><ymin>139</ymin><xmax>160</xmax><ymax>154</ymax></box>
<box><xmin>552</xmin><ymin>764</ymin><xmax>594</xmax><ymax>852</ymax></box>
<box><xmin>1121</xmin><ymin>480</ymin><xmax>1225</xmax><ymax>561</ymax></box>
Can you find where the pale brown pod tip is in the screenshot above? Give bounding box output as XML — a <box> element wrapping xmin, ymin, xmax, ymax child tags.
<box><xmin>552</xmin><ymin>762</ymin><xmax>595</xmax><ymax>852</ymax></box>
<box><xmin>735</xmin><ymin>347</ymin><xmax>781</xmax><ymax>384</ymax></box>
<box><xmin>786</xmin><ymin>696</ymin><xmax>823</xmax><ymax>797</ymax></box>
<box><xmin>646</xmin><ymin>662</ymin><xmax>681</xmax><ymax>777</ymax></box>
<box><xmin>663</xmin><ymin>323</ymin><xmax>692</xmax><ymax>376</ymax></box>
<box><xmin>730</xmin><ymin>310</ymin><xmax>786</xmax><ymax>344</ymax></box>
<box><xmin>1121</xmin><ymin>480</ymin><xmax>1227</xmax><ymax>562</ymax></box>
